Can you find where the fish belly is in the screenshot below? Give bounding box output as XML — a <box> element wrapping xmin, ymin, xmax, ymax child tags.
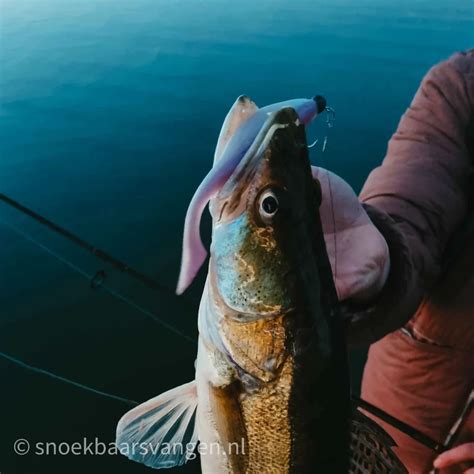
<box><xmin>195</xmin><ymin>337</ymin><xmax>245</xmax><ymax>474</ymax></box>
<box><xmin>195</xmin><ymin>333</ymin><xmax>299</xmax><ymax>474</ymax></box>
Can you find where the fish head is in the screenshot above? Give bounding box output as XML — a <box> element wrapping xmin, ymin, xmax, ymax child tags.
<box><xmin>209</xmin><ymin>107</ymin><xmax>323</xmax><ymax>322</ymax></box>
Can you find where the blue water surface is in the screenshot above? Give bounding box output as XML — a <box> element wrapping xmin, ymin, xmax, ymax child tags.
<box><xmin>0</xmin><ymin>1</ymin><xmax>473</xmax><ymax>472</ymax></box>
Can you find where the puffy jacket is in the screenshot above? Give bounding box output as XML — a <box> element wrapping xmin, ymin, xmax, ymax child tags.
<box><xmin>357</xmin><ymin>51</ymin><xmax>474</xmax><ymax>473</ymax></box>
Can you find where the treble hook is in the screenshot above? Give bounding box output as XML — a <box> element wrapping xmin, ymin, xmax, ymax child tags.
<box><xmin>325</xmin><ymin>106</ymin><xmax>336</xmax><ymax>128</ymax></box>
<box><xmin>307</xmin><ymin>106</ymin><xmax>335</xmax><ymax>152</ymax></box>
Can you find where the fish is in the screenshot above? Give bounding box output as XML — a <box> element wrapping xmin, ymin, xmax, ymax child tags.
<box><xmin>116</xmin><ymin>105</ymin><xmax>407</xmax><ymax>473</ymax></box>
<box><xmin>176</xmin><ymin>94</ymin><xmax>327</xmax><ymax>295</ymax></box>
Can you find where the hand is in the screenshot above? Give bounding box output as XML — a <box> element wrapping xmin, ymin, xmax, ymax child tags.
<box><xmin>315</xmin><ymin>166</ymin><xmax>423</xmax><ymax>345</ymax></box>
<box><xmin>313</xmin><ymin>166</ymin><xmax>390</xmax><ymax>303</ymax></box>
<box><xmin>434</xmin><ymin>443</ymin><xmax>474</xmax><ymax>473</ymax></box>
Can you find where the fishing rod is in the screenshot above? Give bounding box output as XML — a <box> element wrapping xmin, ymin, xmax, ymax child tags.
<box><xmin>352</xmin><ymin>396</ymin><xmax>446</xmax><ymax>454</ymax></box>
<box><xmin>0</xmin><ymin>216</ymin><xmax>195</xmax><ymax>343</ymax></box>
<box><xmin>0</xmin><ymin>193</ymin><xmax>195</xmax><ymax>305</ymax></box>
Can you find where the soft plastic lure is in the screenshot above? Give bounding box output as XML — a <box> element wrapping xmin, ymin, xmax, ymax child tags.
<box><xmin>176</xmin><ymin>94</ymin><xmax>327</xmax><ymax>294</ymax></box>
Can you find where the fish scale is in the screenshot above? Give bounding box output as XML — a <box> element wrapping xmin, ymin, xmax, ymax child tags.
<box><xmin>240</xmin><ymin>357</ymin><xmax>293</xmax><ymax>473</ymax></box>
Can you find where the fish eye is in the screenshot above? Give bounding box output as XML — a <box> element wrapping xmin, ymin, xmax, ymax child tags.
<box><xmin>258</xmin><ymin>190</ymin><xmax>279</xmax><ymax>220</ymax></box>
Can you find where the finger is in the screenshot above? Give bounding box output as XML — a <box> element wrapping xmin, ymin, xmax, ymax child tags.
<box><xmin>464</xmin><ymin>468</ymin><xmax>474</xmax><ymax>474</ymax></box>
<box><xmin>434</xmin><ymin>443</ymin><xmax>474</xmax><ymax>468</ymax></box>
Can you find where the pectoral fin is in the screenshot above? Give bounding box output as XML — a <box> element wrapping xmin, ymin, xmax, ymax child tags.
<box><xmin>116</xmin><ymin>381</ymin><xmax>198</xmax><ymax>469</ymax></box>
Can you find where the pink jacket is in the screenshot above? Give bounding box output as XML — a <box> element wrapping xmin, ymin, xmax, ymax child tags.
<box><xmin>357</xmin><ymin>51</ymin><xmax>474</xmax><ymax>473</ymax></box>
<box><xmin>348</xmin><ymin>49</ymin><xmax>474</xmax><ymax>345</ymax></box>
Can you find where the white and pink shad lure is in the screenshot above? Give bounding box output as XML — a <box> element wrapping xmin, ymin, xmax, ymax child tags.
<box><xmin>176</xmin><ymin>94</ymin><xmax>327</xmax><ymax>295</ymax></box>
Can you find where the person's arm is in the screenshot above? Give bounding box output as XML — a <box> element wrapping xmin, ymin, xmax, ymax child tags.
<box><xmin>347</xmin><ymin>50</ymin><xmax>474</xmax><ymax>345</ymax></box>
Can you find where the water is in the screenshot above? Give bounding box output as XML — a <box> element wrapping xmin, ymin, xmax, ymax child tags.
<box><xmin>0</xmin><ymin>0</ymin><xmax>472</xmax><ymax>472</ymax></box>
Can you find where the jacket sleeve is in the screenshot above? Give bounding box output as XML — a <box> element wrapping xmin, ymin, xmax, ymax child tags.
<box><xmin>347</xmin><ymin>50</ymin><xmax>474</xmax><ymax>345</ymax></box>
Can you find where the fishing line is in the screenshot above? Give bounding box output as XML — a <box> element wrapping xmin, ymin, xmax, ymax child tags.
<box><xmin>0</xmin><ymin>218</ymin><xmax>194</xmax><ymax>343</ymax></box>
<box><xmin>0</xmin><ymin>193</ymin><xmax>196</xmax><ymax>308</ymax></box>
<box><xmin>0</xmin><ymin>350</ymin><xmax>139</xmax><ymax>406</ymax></box>
<box><xmin>0</xmin><ymin>217</ymin><xmax>194</xmax><ymax>406</ymax></box>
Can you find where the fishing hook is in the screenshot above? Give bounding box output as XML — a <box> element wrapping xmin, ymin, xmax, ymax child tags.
<box><xmin>307</xmin><ymin>106</ymin><xmax>336</xmax><ymax>151</ymax></box>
